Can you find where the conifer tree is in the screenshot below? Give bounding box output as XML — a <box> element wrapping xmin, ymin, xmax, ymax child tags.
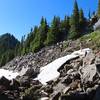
<box><xmin>46</xmin><ymin>16</ymin><xmax>61</xmax><ymax>45</ymax></box>
<box><xmin>97</xmin><ymin>0</ymin><xmax>100</xmax><ymax>18</ymax></box>
<box><xmin>79</xmin><ymin>8</ymin><xmax>86</xmax><ymax>33</ymax></box>
<box><xmin>69</xmin><ymin>0</ymin><xmax>80</xmax><ymax>39</ymax></box>
<box><xmin>60</xmin><ymin>16</ymin><xmax>70</xmax><ymax>40</ymax></box>
<box><xmin>30</xmin><ymin>17</ymin><xmax>49</xmax><ymax>52</ymax></box>
<box><xmin>88</xmin><ymin>10</ymin><xmax>91</xmax><ymax>19</ymax></box>
<box><xmin>39</xmin><ymin>17</ymin><xmax>49</xmax><ymax>44</ymax></box>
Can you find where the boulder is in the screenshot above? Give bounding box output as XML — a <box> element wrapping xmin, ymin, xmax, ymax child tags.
<box><xmin>50</xmin><ymin>92</ymin><xmax>61</xmax><ymax>100</ymax></box>
<box><xmin>80</xmin><ymin>64</ymin><xmax>97</xmax><ymax>83</ymax></box>
<box><xmin>10</xmin><ymin>79</ymin><xmax>20</xmax><ymax>90</ymax></box>
<box><xmin>0</xmin><ymin>76</ymin><xmax>10</xmax><ymax>89</ymax></box>
<box><xmin>24</xmin><ymin>68</ymin><xmax>39</xmax><ymax>78</ymax></box>
<box><xmin>61</xmin><ymin>75</ymin><xmax>72</xmax><ymax>86</ymax></box>
<box><xmin>95</xmin><ymin>57</ymin><xmax>100</xmax><ymax>75</ymax></box>
<box><xmin>60</xmin><ymin>92</ymin><xmax>88</xmax><ymax>100</ymax></box>
<box><xmin>83</xmin><ymin>52</ymin><xmax>95</xmax><ymax>66</ymax></box>
<box><xmin>43</xmin><ymin>85</ymin><xmax>53</xmax><ymax>94</ymax></box>
<box><xmin>19</xmin><ymin>76</ymin><xmax>30</xmax><ymax>88</ymax></box>
<box><xmin>94</xmin><ymin>19</ymin><xmax>100</xmax><ymax>30</ymax></box>
<box><xmin>93</xmin><ymin>86</ymin><xmax>100</xmax><ymax>100</ymax></box>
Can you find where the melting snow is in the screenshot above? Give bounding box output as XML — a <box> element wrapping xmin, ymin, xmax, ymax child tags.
<box><xmin>0</xmin><ymin>48</ymin><xmax>91</xmax><ymax>82</ymax></box>
<box><xmin>0</xmin><ymin>69</ymin><xmax>19</xmax><ymax>80</ymax></box>
<box><xmin>35</xmin><ymin>48</ymin><xmax>91</xmax><ymax>85</ymax></box>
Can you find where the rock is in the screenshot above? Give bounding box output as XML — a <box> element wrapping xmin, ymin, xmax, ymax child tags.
<box><xmin>93</xmin><ymin>86</ymin><xmax>100</xmax><ymax>100</ymax></box>
<box><xmin>40</xmin><ymin>97</ymin><xmax>49</xmax><ymax>100</ymax></box>
<box><xmin>10</xmin><ymin>79</ymin><xmax>20</xmax><ymax>90</ymax></box>
<box><xmin>50</xmin><ymin>92</ymin><xmax>61</xmax><ymax>100</ymax></box>
<box><xmin>19</xmin><ymin>76</ymin><xmax>30</xmax><ymax>88</ymax></box>
<box><xmin>61</xmin><ymin>75</ymin><xmax>72</xmax><ymax>86</ymax></box>
<box><xmin>31</xmin><ymin>80</ymin><xmax>42</xmax><ymax>85</ymax></box>
<box><xmin>60</xmin><ymin>92</ymin><xmax>88</xmax><ymax>100</ymax></box>
<box><xmin>0</xmin><ymin>76</ymin><xmax>10</xmax><ymax>89</ymax></box>
<box><xmin>83</xmin><ymin>52</ymin><xmax>95</xmax><ymax>66</ymax></box>
<box><xmin>94</xmin><ymin>19</ymin><xmax>100</xmax><ymax>30</ymax></box>
<box><xmin>0</xmin><ymin>85</ymin><xmax>6</xmax><ymax>93</ymax></box>
<box><xmin>22</xmin><ymin>85</ymin><xmax>42</xmax><ymax>100</ymax></box>
<box><xmin>0</xmin><ymin>93</ymin><xmax>11</xmax><ymax>100</ymax></box>
<box><xmin>69</xmin><ymin>80</ymin><xmax>81</xmax><ymax>91</ymax></box>
<box><xmin>24</xmin><ymin>68</ymin><xmax>39</xmax><ymax>78</ymax></box>
<box><xmin>43</xmin><ymin>85</ymin><xmax>53</xmax><ymax>94</ymax></box>
<box><xmin>80</xmin><ymin>64</ymin><xmax>97</xmax><ymax>83</ymax></box>
<box><xmin>63</xmin><ymin>86</ymin><xmax>70</xmax><ymax>94</ymax></box>
<box><xmin>95</xmin><ymin>57</ymin><xmax>100</xmax><ymax>75</ymax></box>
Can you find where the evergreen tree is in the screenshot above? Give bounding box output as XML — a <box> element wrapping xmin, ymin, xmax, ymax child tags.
<box><xmin>30</xmin><ymin>17</ymin><xmax>49</xmax><ymax>52</ymax></box>
<box><xmin>97</xmin><ymin>0</ymin><xmax>100</xmax><ymax>18</ymax></box>
<box><xmin>79</xmin><ymin>8</ymin><xmax>87</xmax><ymax>33</ymax></box>
<box><xmin>88</xmin><ymin>10</ymin><xmax>91</xmax><ymax>19</ymax></box>
<box><xmin>69</xmin><ymin>0</ymin><xmax>80</xmax><ymax>39</ymax></box>
<box><xmin>60</xmin><ymin>16</ymin><xmax>70</xmax><ymax>40</ymax></box>
<box><xmin>46</xmin><ymin>16</ymin><xmax>61</xmax><ymax>45</ymax></box>
<box><xmin>39</xmin><ymin>17</ymin><xmax>49</xmax><ymax>44</ymax></box>
<box><xmin>25</xmin><ymin>26</ymin><xmax>38</xmax><ymax>53</ymax></box>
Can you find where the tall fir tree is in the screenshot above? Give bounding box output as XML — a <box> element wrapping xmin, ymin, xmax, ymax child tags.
<box><xmin>88</xmin><ymin>10</ymin><xmax>91</xmax><ymax>19</ymax></box>
<box><xmin>79</xmin><ymin>8</ymin><xmax>87</xmax><ymax>33</ymax></box>
<box><xmin>39</xmin><ymin>17</ymin><xmax>49</xmax><ymax>44</ymax></box>
<box><xmin>30</xmin><ymin>17</ymin><xmax>49</xmax><ymax>52</ymax></box>
<box><xmin>69</xmin><ymin>0</ymin><xmax>80</xmax><ymax>39</ymax></box>
<box><xmin>97</xmin><ymin>0</ymin><xmax>100</xmax><ymax>18</ymax></box>
<box><xmin>60</xmin><ymin>16</ymin><xmax>70</xmax><ymax>40</ymax></box>
<box><xmin>46</xmin><ymin>16</ymin><xmax>61</xmax><ymax>45</ymax></box>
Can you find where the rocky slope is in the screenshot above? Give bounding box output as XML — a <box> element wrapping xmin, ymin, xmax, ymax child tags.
<box><xmin>0</xmin><ymin>34</ymin><xmax>100</xmax><ymax>100</ymax></box>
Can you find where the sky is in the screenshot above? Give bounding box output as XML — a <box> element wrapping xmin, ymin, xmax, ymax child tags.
<box><xmin>0</xmin><ymin>0</ymin><xmax>98</xmax><ymax>40</ymax></box>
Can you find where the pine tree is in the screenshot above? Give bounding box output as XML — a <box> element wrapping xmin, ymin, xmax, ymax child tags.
<box><xmin>39</xmin><ymin>17</ymin><xmax>49</xmax><ymax>44</ymax></box>
<box><xmin>97</xmin><ymin>0</ymin><xmax>100</xmax><ymax>18</ymax></box>
<box><xmin>46</xmin><ymin>16</ymin><xmax>61</xmax><ymax>45</ymax></box>
<box><xmin>79</xmin><ymin>8</ymin><xmax>86</xmax><ymax>33</ymax></box>
<box><xmin>30</xmin><ymin>17</ymin><xmax>49</xmax><ymax>52</ymax></box>
<box><xmin>60</xmin><ymin>16</ymin><xmax>70</xmax><ymax>40</ymax></box>
<box><xmin>88</xmin><ymin>10</ymin><xmax>91</xmax><ymax>19</ymax></box>
<box><xmin>25</xmin><ymin>26</ymin><xmax>38</xmax><ymax>52</ymax></box>
<box><xmin>69</xmin><ymin>0</ymin><xmax>80</xmax><ymax>39</ymax></box>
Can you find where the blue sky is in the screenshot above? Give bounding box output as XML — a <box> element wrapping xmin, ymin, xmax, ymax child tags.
<box><xmin>0</xmin><ymin>0</ymin><xmax>98</xmax><ymax>40</ymax></box>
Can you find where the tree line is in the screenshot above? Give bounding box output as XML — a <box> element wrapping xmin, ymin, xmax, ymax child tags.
<box><xmin>0</xmin><ymin>0</ymin><xmax>100</xmax><ymax>67</ymax></box>
<box><xmin>17</xmin><ymin>0</ymin><xmax>99</xmax><ymax>55</ymax></box>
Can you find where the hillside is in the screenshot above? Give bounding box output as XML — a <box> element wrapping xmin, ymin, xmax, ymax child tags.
<box><xmin>0</xmin><ymin>33</ymin><xmax>20</xmax><ymax>67</ymax></box>
<box><xmin>0</xmin><ymin>31</ymin><xmax>99</xmax><ymax>100</ymax></box>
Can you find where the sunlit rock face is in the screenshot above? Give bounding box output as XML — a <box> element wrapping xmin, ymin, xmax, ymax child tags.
<box><xmin>94</xmin><ymin>19</ymin><xmax>100</xmax><ymax>30</ymax></box>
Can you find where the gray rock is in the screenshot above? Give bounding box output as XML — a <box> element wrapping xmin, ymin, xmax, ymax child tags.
<box><xmin>93</xmin><ymin>86</ymin><xmax>100</xmax><ymax>100</ymax></box>
<box><xmin>80</xmin><ymin>64</ymin><xmax>96</xmax><ymax>83</ymax></box>
<box><xmin>94</xmin><ymin>19</ymin><xmax>100</xmax><ymax>30</ymax></box>
<box><xmin>50</xmin><ymin>91</ymin><xmax>61</xmax><ymax>100</ymax></box>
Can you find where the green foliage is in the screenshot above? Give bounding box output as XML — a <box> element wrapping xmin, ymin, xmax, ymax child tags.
<box><xmin>97</xmin><ymin>0</ymin><xmax>100</xmax><ymax>18</ymax></box>
<box><xmin>45</xmin><ymin>29</ymin><xmax>55</xmax><ymax>45</ymax></box>
<box><xmin>0</xmin><ymin>33</ymin><xmax>19</xmax><ymax>67</ymax></box>
<box><xmin>16</xmin><ymin>0</ymin><xmax>90</xmax><ymax>54</ymax></box>
<box><xmin>79</xmin><ymin>8</ymin><xmax>87</xmax><ymax>33</ymax></box>
<box><xmin>60</xmin><ymin>16</ymin><xmax>70</xmax><ymax>40</ymax></box>
<box><xmin>0</xmin><ymin>0</ymin><xmax>93</xmax><ymax>67</ymax></box>
<box><xmin>46</xmin><ymin>16</ymin><xmax>61</xmax><ymax>45</ymax></box>
<box><xmin>80</xmin><ymin>31</ymin><xmax>100</xmax><ymax>42</ymax></box>
<box><xmin>69</xmin><ymin>0</ymin><xmax>80</xmax><ymax>39</ymax></box>
<box><xmin>80</xmin><ymin>31</ymin><xmax>100</xmax><ymax>49</ymax></box>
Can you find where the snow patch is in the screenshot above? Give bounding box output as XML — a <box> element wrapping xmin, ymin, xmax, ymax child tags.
<box><xmin>35</xmin><ymin>48</ymin><xmax>91</xmax><ymax>85</ymax></box>
<box><xmin>0</xmin><ymin>69</ymin><xmax>19</xmax><ymax>80</ymax></box>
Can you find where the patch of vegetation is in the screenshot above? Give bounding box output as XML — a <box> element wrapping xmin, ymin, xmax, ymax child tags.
<box><xmin>80</xmin><ymin>31</ymin><xmax>100</xmax><ymax>50</ymax></box>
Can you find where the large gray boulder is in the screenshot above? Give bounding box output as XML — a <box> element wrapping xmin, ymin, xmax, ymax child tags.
<box><xmin>94</xmin><ymin>19</ymin><xmax>100</xmax><ymax>30</ymax></box>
